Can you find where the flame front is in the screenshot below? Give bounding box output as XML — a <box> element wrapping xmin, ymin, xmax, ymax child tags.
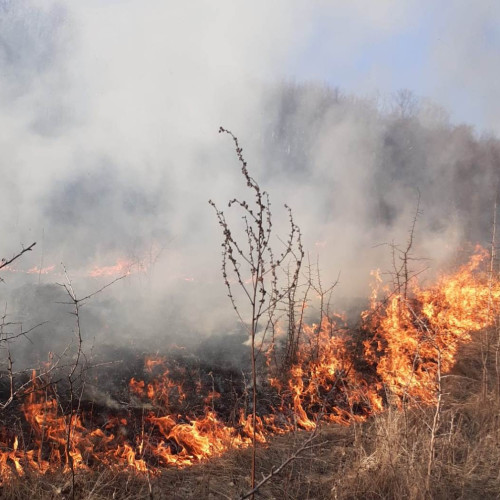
<box><xmin>0</xmin><ymin>247</ymin><xmax>498</xmax><ymax>479</ymax></box>
<box><xmin>364</xmin><ymin>246</ymin><xmax>498</xmax><ymax>404</ymax></box>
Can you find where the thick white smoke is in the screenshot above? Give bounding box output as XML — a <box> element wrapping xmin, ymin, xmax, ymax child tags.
<box><xmin>0</xmin><ymin>1</ymin><xmax>498</xmax><ymax>360</ymax></box>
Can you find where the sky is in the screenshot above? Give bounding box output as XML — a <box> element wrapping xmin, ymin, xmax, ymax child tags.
<box><xmin>287</xmin><ymin>1</ymin><xmax>500</xmax><ymax>133</ymax></box>
<box><xmin>1</xmin><ymin>0</ymin><xmax>500</xmax><ymax>350</ymax></box>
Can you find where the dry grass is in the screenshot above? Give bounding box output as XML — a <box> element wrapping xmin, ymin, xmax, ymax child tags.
<box><xmin>331</xmin><ymin>336</ymin><xmax>500</xmax><ymax>500</ymax></box>
<box><xmin>4</xmin><ymin>394</ymin><xmax>498</xmax><ymax>500</ymax></box>
<box><xmin>0</xmin><ymin>426</ymin><xmax>351</xmax><ymax>499</ymax></box>
<box><xmin>3</xmin><ymin>337</ymin><xmax>500</xmax><ymax>499</ymax></box>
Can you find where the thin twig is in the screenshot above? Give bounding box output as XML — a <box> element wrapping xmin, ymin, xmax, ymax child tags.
<box><xmin>0</xmin><ymin>242</ymin><xmax>36</xmax><ymax>272</ymax></box>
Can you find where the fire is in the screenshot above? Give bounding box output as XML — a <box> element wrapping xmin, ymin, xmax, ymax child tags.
<box><xmin>0</xmin><ymin>246</ymin><xmax>498</xmax><ymax>480</ymax></box>
<box><xmin>88</xmin><ymin>258</ymin><xmax>136</xmax><ymax>278</ymax></box>
<box><xmin>26</xmin><ymin>265</ymin><xmax>56</xmax><ymax>275</ymax></box>
<box><xmin>363</xmin><ymin>246</ymin><xmax>499</xmax><ymax>404</ymax></box>
<box><xmin>1</xmin><ymin>251</ymin><xmax>153</xmax><ymax>279</ymax></box>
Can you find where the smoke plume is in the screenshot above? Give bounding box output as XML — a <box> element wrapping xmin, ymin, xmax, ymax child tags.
<box><xmin>0</xmin><ymin>1</ymin><xmax>499</xmax><ymax>360</ymax></box>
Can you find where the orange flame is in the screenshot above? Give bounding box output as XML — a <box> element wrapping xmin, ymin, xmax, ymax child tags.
<box><xmin>1</xmin><ymin>246</ymin><xmax>498</xmax><ymax>480</ymax></box>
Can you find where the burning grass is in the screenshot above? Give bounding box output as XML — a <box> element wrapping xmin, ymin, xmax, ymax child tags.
<box><xmin>1</xmin><ymin>385</ymin><xmax>499</xmax><ymax>499</ymax></box>
<box><xmin>1</xmin><ymin>246</ymin><xmax>500</xmax><ymax>498</ymax></box>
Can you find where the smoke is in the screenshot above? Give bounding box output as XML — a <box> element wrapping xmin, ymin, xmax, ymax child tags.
<box><xmin>0</xmin><ymin>1</ymin><xmax>499</xmax><ymax>360</ymax></box>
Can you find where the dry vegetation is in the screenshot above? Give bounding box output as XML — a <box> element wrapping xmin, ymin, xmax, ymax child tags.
<box><xmin>2</xmin><ymin>335</ymin><xmax>499</xmax><ymax>500</ymax></box>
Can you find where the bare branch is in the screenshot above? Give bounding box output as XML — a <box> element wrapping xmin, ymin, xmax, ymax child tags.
<box><xmin>0</xmin><ymin>242</ymin><xmax>36</xmax><ymax>272</ymax></box>
<box><xmin>240</xmin><ymin>426</ymin><xmax>321</xmax><ymax>499</ymax></box>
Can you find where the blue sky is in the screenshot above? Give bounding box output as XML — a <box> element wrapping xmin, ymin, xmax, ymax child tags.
<box><xmin>283</xmin><ymin>1</ymin><xmax>500</xmax><ymax>134</ymax></box>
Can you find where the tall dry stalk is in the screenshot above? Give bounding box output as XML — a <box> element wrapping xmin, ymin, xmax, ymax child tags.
<box><xmin>57</xmin><ymin>269</ymin><xmax>127</xmax><ymax>500</ymax></box>
<box><xmin>426</xmin><ymin>342</ymin><xmax>442</xmax><ymax>494</ymax></box>
<box><xmin>482</xmin><ymin>197</ymin><xmax>497</xmax><ymax>400</ymax></box>
<box><xmin>210</xmin><ymin>127</ymin><xmax>303</xmax><ymax>494</ymax></box>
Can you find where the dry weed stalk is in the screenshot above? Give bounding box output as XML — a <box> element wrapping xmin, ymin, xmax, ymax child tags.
<box><xmin>210</xmin><ymin>127</ymin><xmax>303</xmax><ymax>494</ymax></box>
<box><xmin>239</xmin><ymin>424</ymin><xmax>322</xmax><ymax>500</ymax></box>
<box><xmin>485</xmin><ymin>195</ymin><xmax>498</xmax><ymax>401</ymax></box>
<box><xmin>0</xmin><ymin>243</ymin><xmax>43</xmax><ymax>413</ymax></box>
<box><xmin>55</xmin><ymin>268</ymin><xmax>127</xmax><ymax>499</ymax></box>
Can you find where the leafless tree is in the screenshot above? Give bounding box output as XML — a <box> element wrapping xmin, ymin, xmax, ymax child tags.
<box><xmin>391</xmin><ymin>88</ymin><xmax>419</xmax><ymax>119</ymax></box>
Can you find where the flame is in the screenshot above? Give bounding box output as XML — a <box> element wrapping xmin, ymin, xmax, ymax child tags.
<box><xmin>363</xmin><ymin>246</ymin><xmax>499</xmax><ymax>404</ymax></box>
<box><xmin>89</xmin><ymin>259</ymin><xmax>136</xmax><ymax>278</ymax></box>
<box><xmin>26</xmin><ymin>265</ymin><xmax>56</xmax><ymax>275</ymax></box>
<box><xmin>1</xmin><ymin>249</ymin><xmax>154</xmax><ymax>279</ymax></box>
<box><xmin>1</xmin><ymin>246</ymin><xmax>498</xmax><ymax>480</ymax></box>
